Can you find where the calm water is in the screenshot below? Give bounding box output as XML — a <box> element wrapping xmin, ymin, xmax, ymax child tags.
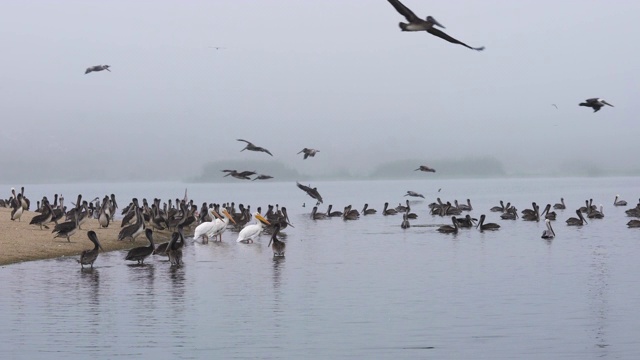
<box><xmin>1</xmin><ymin>177</ymin><xmax>639</xmax><ymax>359</ymax></box>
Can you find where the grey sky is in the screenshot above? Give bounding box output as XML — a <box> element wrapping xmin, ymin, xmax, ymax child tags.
<box><xmin>1</xmin><ymin>0</ymin><xmax>638</xmax><ymax>181</ymax></box>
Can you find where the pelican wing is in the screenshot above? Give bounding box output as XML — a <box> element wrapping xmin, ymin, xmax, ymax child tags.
<box><xmin>387</xmin><ymin>0</ymin><xmax>420</xmax><ymax>23</ymax></box>
<box><xmin>236</xmin><ymin>139</ymin><xmax>253</xmax><ymax>145</ymax></box>
<box><xmin>426</xmin><ymin>27</ymin><xmax>484</xmax><ymax>51</ymax></box>
<box><xmin>260</xmin><ymin>147</ymin><xmax>273</xmax><ymax>156</ymax></box>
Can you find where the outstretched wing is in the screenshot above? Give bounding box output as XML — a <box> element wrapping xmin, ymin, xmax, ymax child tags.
<box><xmin>427</xmin><ymin>27</ymin><xmax>485</xmax><ymax>51</ymax></box>
<box><xmin>261</xmin><ymin>147</ymin><xmax>273</xmax><ymax>156</ymax></box>
<box><xmin>297</xmin><ymin>182</ymin><xmax>312</xmax><ymax>193</ymax></box>
<box><xmin>236</xmin><ymin>139</ymin><xmax>252</xmax><ymax>145</ymax></box>
<box><xmin>387</xmin><ymin>0</ymin><xmax>420</xmax><ymax>23</ymax></box>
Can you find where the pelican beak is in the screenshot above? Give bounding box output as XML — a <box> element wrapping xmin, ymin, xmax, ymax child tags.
<box><xmin>603</xmin><ymin>101</ymin><xmax>614</xmax><ymax>107</ymax></box>
<box><xmin>223</xmin><ymin>209</ymin><xmax>237</xmax><ymax>224</ymax></box>
<box><xmin>255</xmin><ymin>213</ymin><xmax>271</xmax><ymax>225</ymax></box>
<box><xmin>268</xmin><ymin>239</ymin><xmax>273</xmax><ymax>248</ymax></box>
<box><xmin>212</xmin><ymin>210</ymin><xmax>223</xmax><ymax>220</ymax></box>
<box><xmin>99</xmin><ymin>244</ymin><xmax>104</xmax><ymax>251</ymax></box>
<box><xmin>427</xmin><ymin>16</ymin><xmax>445</xmax><ymax>28</ymax></box>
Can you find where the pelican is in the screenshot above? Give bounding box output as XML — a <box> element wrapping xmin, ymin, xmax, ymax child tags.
<box><xmin>78</xmin><ymin>231</ymin><xmax>104</xmax><ymax>269</ymax></box>
<box><xmin>490</xmin><ymin>200</ymin><xmax>505</xmax><ymax>212</ymax></box>
<box><xmin>362</xmin><ymin>203</ymin><xmax>377</xmax><ymax>215</ymax></box>
<box><xmin>383</xmin><ymin>202</ymin><xmax>398</xmax><ymax>216</ymax></box>
<box><xmin>455</xmin><ymin>199</ymin><xmax>472</xmax><ymax>211</ymax></box>
<box><xmin>477</xmin><ymin>214</ymin><xmax>500</xmax><ymax>231</ymax></box>
<box><xmin>614</xmin><ymin>195</ymin><xmax>627</xmax><ymax>206</ymax></box>
<box><xmin>193</xmin><ymin>209</ymin><xmax>220</xmax><ymax>244</ymax></box>
<box><xmin>540</xmin><ymin>204</ymin><xmax>557</xmax><ymax>221</ymax></box>
<box><xmin>405</xmin><ymin>191</ymin><xmax>425</xmax><ymax>198</ymax></box>
<box><xmin>118</xmin><ymin>200</ymin><xmax>145</xmax><ymax>241</ymax></box>
<box><xmin>437</xmin><ymin>216</ymin><xmax>458</xmax><ymax>234</ymax></box>
<box><xmin>30</xmin><ymin>198</ymin><xmax>53</xmax><ymax>229</ymax></box>
<box><xmin>195</xmin><ymin>209</ymin><xmax>237</xmax><ymax>243</ymax></box>
<box><xmin>268</xmin><ymin>224</ymin><xmax>286</xmax><ymax>257</ymax></box>
<box><xmin>521</xmin><ymin>202</ymin><xmax>540</xmax><ymax>222</ymax></box>
<box><xmin>343</xmin><ymin>205</ymin><xmax>360</xmax><ymax>220</ymax></box>
<box><xmin>296</xmin><ymin>182</ymin><xmax>323</xmax><ymax>205</ymax></box>
<box><xmin>222</xmin><ymin>169</ymin><xmax>256</xmax><ymax>180</ymax></box>
<box><xmin>579</xmin><ymin>98</ymin><xmax>613</xmax><ymax>112</ymax></box>
<box><xmin>252</xmin><ymin>174</ymin><xmax>273</xmax><ymax>181</ymax></box>
<box><xmin>627</xmin><ymin>220</ymin><xmax>640</xmax><ymax>228</ymax></box>
<box><xmin>588</xmin><ymin>205</ymin><xmax>604</xmax><ymax>219</ymax></box>
<box><xmin>553</xmin><ymin>198</ymin><xmax>566</xmax><ymax>210</ymax></box>
<box><xmin>52</xmin><ymin>212</ymin><xmax>79</xmax><ymax>242</ymax></box>
<box><xmin>166</xmin><ymin>229</ymin><xmax>184</xmax><ymax>266</ymax></box>
<box><xmin>455</xmin><ymin>214</ymin><xmax>476</xmax><ymax>228</ymax></box>
<box><xmin>237</xmin><ymin>213</ymin><xmax>271</xmax><ymax>243</ymax></box>
<box><xmin>85</xmin><ymin>65</ymin><xmax>110</xmax><ymax>74</ymax></box>
<box><xmin>326</xmin><ymin>205</ymin><xmax>343</xmax><ymax>218</ymax></box>
<box><xmin>311</xmin><ymin>206</ymin><xmax>328</xmax><ymax>220</ymax></box>
<box><xmin>297</xmin><ymin>148</ymin><xmax>319</xmax><ymax>159</ymax></box>
<box><xmin>386</xmin><ymin>0</ymin><xmax>484</xmax><ymax>51</ymax></box>
<box><xmin>10</xmin><ymin>189</ymin><xmax>23</xmax><ymax>221</ymax></box>
<box><xmin>414</xmin><ymin>165</ymin><xmax>436</xmax><ymax>172</ymax></box>
<box><xmin>566</xmin><ymin>210</ymin><xmax>588</xmax><ymax>226</ymax></box>
<box><xmin>236</xmin><ymin>139</ymin><xmax>273</xmax><ymax>156</ymax></box>
<box><xmin>125</xmin><ymin>229</ymin><xmax>155</xmax><ymax>265</ymax></box>
<box><xmin>541</xmin><ymin>219</ymin><xmax>555</xmax><ymax>239</ymax></box>
<box><xmin>401</xmin><ymin>213</ymin><xmax>411</xmax><ymax>229</ymax></box>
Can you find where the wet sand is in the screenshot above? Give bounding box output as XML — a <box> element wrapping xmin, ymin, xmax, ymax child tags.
<box><xmin>0</xmin><ymin>207</ymin><xmax>174</xmax><ymax>266</ymax></box>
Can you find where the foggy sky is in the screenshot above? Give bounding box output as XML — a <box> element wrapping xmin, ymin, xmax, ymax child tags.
<box><xmin>1</xmin><ymin>0</ymin><xmax>638</xmax><ymax>182</ymax></box>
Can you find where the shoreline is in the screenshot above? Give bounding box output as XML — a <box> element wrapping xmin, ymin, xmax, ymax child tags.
<box><xmin>0</xmin><ymin>207</ymin><xmax>175</xmax><ymax>266</ymax></box>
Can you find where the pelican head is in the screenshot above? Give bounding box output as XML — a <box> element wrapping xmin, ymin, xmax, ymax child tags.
<box><xmin>254</xmin><ymin>212</ymin><xmax>271</xmax><ymax>226</ymax></box>
<box><xmin>426</xmin><ymin>16</ymin><xmax>445</xmax><ymax>28</ymax></box>
<box><xmin>222</xmin><ymin>208</ymin><xmax>237</xmax><ymax>224</ymax></box>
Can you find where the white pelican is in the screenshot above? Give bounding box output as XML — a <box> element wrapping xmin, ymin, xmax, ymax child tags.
<box><xmin>541</xmin><ymin>219</ymin><xmax>555</xmax><ymax>239</ymax></box>
<box><xmin>193</xmin><ymin>209</ymin><xmax>220</xmax><ymax>244</ymax></box>
<box><xmin>211</xmin><ymin>209</ymin><xmax>237</xmax><ymax>242</ymax></box>
<box><xmin>237</xmin><ymin>212</ymin><xmax>271</xmax><ymax>243</ymax></box>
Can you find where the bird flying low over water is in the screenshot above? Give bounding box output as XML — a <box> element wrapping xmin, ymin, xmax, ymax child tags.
<box><xmin>237</xmin><ymin>139</ymin><xmax>273</xmax><ymax>156</ymax></box>
<box><xmin>415</xmin><ymin>165</ymin><xmax>436</xmax><ymax>173</ymax></box>
<box><xmin>253</xmin><ymin>174</ymin><xmax>273</xmax><ymax>181</ymax></box>
<box><xmin>222</xmin><ymin>169</ymin><xmax>256</xmax><ymax>180</ymax></box>
<box><xmin>296</xmin><ymin>182</ymin><xmax>323</xmax><ymax>205</ymax></box>
<box><xmin>405</xmin><ymin>191</ymin><xmax>425</xmax><ymax>198</ymax></box>
<box><xmin>386</xmin><ymin>0</ymin><xmax>485</xmax><ymax>51</ymax></box>
<box><xmin>297</xmin><ymin>148</ymin><xmax>319</xmax><ymax>160</ymax></box>
<box><xmin>85</xmin><ymin>65</ymin><xmax>110</xmax><ymax>74</ymax></box>
<box><xmin>579</xmin><ymin>98</ymin><xmax>613</xmax><ymax>112</ymax></box>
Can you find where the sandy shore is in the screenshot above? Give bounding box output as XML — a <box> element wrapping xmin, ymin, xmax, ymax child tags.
<box><xmin>0</xmin><ymin>207</ymin><xmax>176</xmax><ymax>266</ymax></box>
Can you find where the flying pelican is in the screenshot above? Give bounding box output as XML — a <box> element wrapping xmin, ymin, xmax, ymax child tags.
<box><xmin>78</xmin><ymin>231</ymin><xmax>104</xmax><ymax>269</ymax></box>
<box><xmin>477</xmin><ymin>214</ymin><xmax>500</xmax><ymax>231</ymax></box>
<box><xmin>222</xmin><ymin>169</ymin><xmax>256</xmax><ymax>180</ymax></box>
<box><xmin>579</xmin><ymin>98</ymin><xmax>613</xmax><ymax>112</ymax></box>
<box><xmin>437</xmin><ymin>216</ymin><xmax>458</xmax><ymax>234</ymax></box>
<box><xmin>236</xmin><ymin>139</ymin><xmax>273</xmax><ymax>156</ymax></box>
<box><xmin>386</xmin><ymin>0</ymin><xmax>485</xmax><ymax>51</ymax></box>
<box><xmin>541</xmin><ymin>219</ymin><xmax>555</xmax><ymax>239</ymax></box>
<box><xmin>415</xmin><ymin>165</ymin><xmax>436</xmax><ymax>173</ymax></box>
<box><xmin>268</xmin><ymin>224</ymin><xmax>286</xmax><ymax>257</ymax></box>
<box><xmin>405</xmin><ymin>191</ymin><xmax>425</xmax><ymax>198</ymax></box>
<box><xmin>125</xmin><ymin>229</ymin><xmax>155</xmax><ymax>265</ymax></box>
<box><xmin>296</xmin><ymin>182</ymin><xmax>323</xmax><ymax>205</ymax></box>
<box><xmin>553</xmin><ymin>198</ymin><xmax>566</xmax><ymax>210</ymax></box>
<box><xmin>85</xmin><ymin>65</ymin><xmax>111</xmax><ymax>74</ymax></box>
<box><xmin>566</xmin><ymin>210</ymin><xmax>588</xmax><ymax>226</ymax></box>
<box><xmin>614</xmin><ymin>194</ymin><xmax>627</xmax><ymax>206</ymax></box>
<box><xmin>552</xmin><ymin>104</ymin><xmax>558</xmax><ymax>109</ymax></box>
<box><xmin>362</xmin><ymin>203</ymin><xmax>377</xmax><ymax>215</ymax></box>
<box><xmin>253</xmin><ymin>174</ymin><xmax>274</xmax><ymax>181</ymax></box>
<box><xmin>297</xmin><ymin>148</ymin><xmax>319</xmax><ymax>159</ymax></box>
<box><xmin>237</xmin><ymin>213</ymin><xmax>271</xmax><ymax>243</ymax></box>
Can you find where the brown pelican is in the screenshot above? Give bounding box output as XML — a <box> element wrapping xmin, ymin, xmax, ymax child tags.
<box><xmin>166</xmin><ymin>228</ymin><xmax>184</xmax><ymax>266</ymax></box>
<box><xmin>553</xmin><ymin>198</ymin><xmax>566</xmax><ymax>210</ymax></box>
<box><xmin>237</xmin><ymin>213</ymin><xmax>270</xmax><ymax>243</ymax></box>
<box><xmin>477</xmin><ymin>214</ymin><xmax>500</xmax><ymax>231</ymax></box>
<box><xmin>540</xmin><ymin>204</ymin><xmax>557</xmax><ymax>221</ymax></box>
<box><xmin>311</xmin><ymin>206</ymin><xmax>328</xmax><ymax>220</ymax></box>
<box><xmin>125</xmin><ymin>229</ymin><xmax>155</xmax><ymax>265</ymax></box>
<box><xmin>455</xmin><ymin>214</ymin><xmax>476</xmax><ymax>228</ymax></box>
<box><xmin>326</xmin><ymin>205</ymin><xmax>343</xmax><ymax>218</ymax></box>
<box><xmin>395</xmin><ymin>199</ymin><xmax>410</xmax><ymax>212</ymax></box>
<box><xmin>30</xmin><ymin>198</ymin><xmax>53</xmax><ymax>229</ymax></box>
<box><xmin>566</xmin><ymin>210</ymin><xmax>588</xmax><ymax>226</ymax></box>
<box><xmin>98</xmin><ymin>196</ymin><xmax>110</xmax><ymax>228</ymax></box>
<box><xmin>541</xmin><ymin>219</ymin><xmax>555</xmax><ymax>239</ymax></box>
<box><xmin>386</xmin><ymin>0</ymin><xmax>485</xmax><ymax>51</ymax></box>
<box><xmin>342</xmin><ymin>205</ymin><xmax>360</xmax><ymax>220</ymax></box>
<box><xmin>222</xmin><ymin>169</ymin><xmax>256</xmax><ymax>180</ymax></box>
<box><xmin>78</xmin><ymin>231</ymin><xmax>104</xmax><ymax>269</ymax></box>
<box><xmin>414</xmin><ymin>165</ymin><xmax>436</xmax><ymax>172</ymax></box>
<box><xmin>236</xmin><ymin>139</ymin><xmax>273</xmax><ymax>156</ymax></box>
<box><xmin>405</xmin><ymin>191</ymin><xmax>425</xmax><ymax>198</ymax></box>
<box><xmin>9</xmin><ymin>189</ymin><xmax>23</xmax><ymax>221</ymax></box>
<box><xmin>455</xmin><ymin>199</ymin><xmax>472</xmax><ymax>211</ymax></box>
<box><xmin>118</xmin><ymin>199</ymin><xmax>145</xmax><ymax>241</ymax></box>
<box><xmin>383</xmin><ymin>202</ymin><xmax>398</xmax><ymax>216</ymax></box>
<box><xmin>579</xmin><ymin>98</ymin><xmax>613</xmax><ymax>112</ymax></box>
<box><xmin>614</xmin><ymin>195</ymin><xmax>627</xmax><ymax>206</ymax></box>
<box><xmin>521</xmin><ymin>202</ymin><xmax>540</xmax><ymax>222</ymax></box>
<box><xmin>588</xmin><ymin>205</ymin><xmax>604</xmax><ymax>219</ymax></box>
<box><xmin>268</xmin><ymin>224</ymin><xmax>286</xmax><ymax>257</ymax></box>
<box><xmin>437</xmin><ymin>216</ymin><xmax>458</xmax><ymax>234</ymax></box>
<box><xmin>252</xmin><ymin>174</ymin><xmax>273</xmax><ymax>181</ymax></box>
<box><xmin>490</xmin><ymin>200</ymin><xmax>505</xmax><ymax>212</ymax></box>
<box><xmin>85</xmin><ymin>65</ymin><xmax>110</xmax><ymax>74</ymax></box>
<box><xmin>401</xmin><ymin>213</ymin><xmax>411</xmax><ymax>229</ymax></box>
<box><xmin>297</xmin><ymin>148</ymin><xmax>319</xmax><ymax>159</ymax></box>
<box><xmin>296</xmin><ymin>182</ymin><xmax>323</xmax><ymax>205</ymax></box>
<box><xmin>627</xmin><ymin>220</ymin><xmax>640</xmax><ymax>228</ymax></box>
<box><xmin>52</xmin><ymin>211</ymin><xmax>79</xmax><ymax>242</ymax></box>
<box><xmin>500</xmin><ymin>205</ymin><xmax>518</xmax><ymax>220</ymax></box>
<box><xmin>362</xmin><ymin>203</ymin><xmax>377</xmax><ymax>215</ymax></box>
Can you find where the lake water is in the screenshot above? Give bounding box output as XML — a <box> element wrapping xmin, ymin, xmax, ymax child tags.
<box><xmin>1</xmin><ymin>177</ymin><xmax>639</xmax><ymax>359</ymax></box>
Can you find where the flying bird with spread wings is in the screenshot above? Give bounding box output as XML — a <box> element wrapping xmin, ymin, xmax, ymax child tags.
<box><xmin>579</xmin><ymin>98</ymin><xmax>614</xmax><ymax>113</ymax></box>
<box><xmin>85</xmin><ymin>65</ymin><xmax>111</xmax><ymax>74</ymax></box>
<box><xmin>386</xmin><ymin>0</ymin><xmax>484</xmax><ymax>51</ymax></box>
<box><xmin>415</xmin><ymin>165</ymin><xmax>436</xmax><ymax>173</ymax></box>
<box><xmin>237</xmin><ymin>139</ymin><xmax>273</xmax><ymax>156</ymax></box>
<box><xmin>222</xmin><ymin>169</ymin><xmax>256</xmax><ymax>180</ymax></box>
<box><xmin>297</xmin><ymin>148</ymin><xmax>320</xmax><ymax>160</ymax></box>
<box><xmin>296</xmin><ymin>182</ymin><xmax>323</xmax><ymax>205</ymax></box>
